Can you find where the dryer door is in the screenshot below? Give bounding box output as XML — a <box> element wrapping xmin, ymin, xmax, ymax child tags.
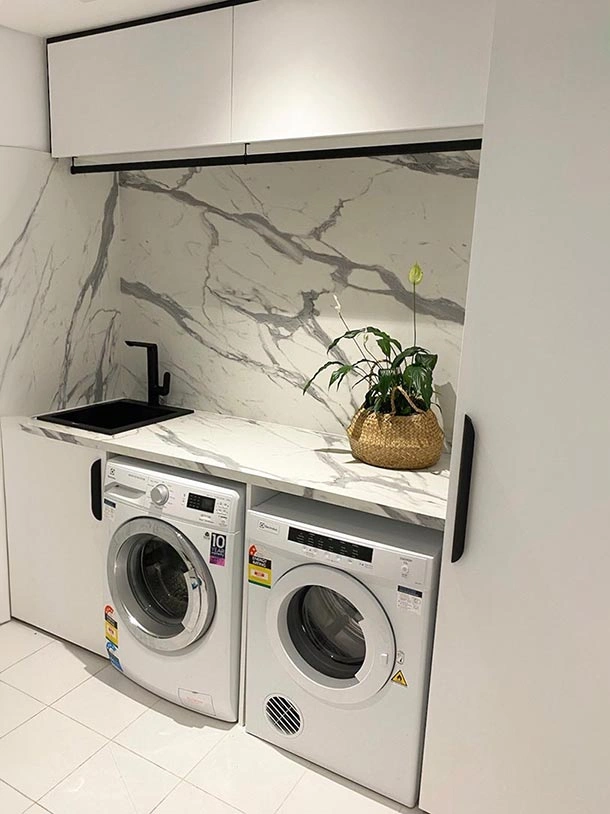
<box><xmin>108</xmin><ymin>517</ymin><xmax>216</xmax><ymax>652</ymax></box>
<box><xmin>267</xmin><ymin>563</ymin><xmax>395</xmax><ymax>705</ymax></box>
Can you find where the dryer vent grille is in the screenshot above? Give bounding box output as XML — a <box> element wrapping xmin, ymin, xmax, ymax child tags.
<box><xmin>265</xmin><ymin>695</ymin><xmax>302</xmax><ymax>736</ymax></box>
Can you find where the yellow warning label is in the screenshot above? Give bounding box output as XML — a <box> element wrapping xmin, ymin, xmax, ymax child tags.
<box><xmin>105</xmin><ymin>620</ymin><xmax>118</xmax><ymax>645</ymax></box>
<box><xmin>391</xmin><ymin>669</ymin><xmax>408</xmax><ymax>687</ymax></box>
<box><xmin>248</xmin><ymin>563</ymin><xmax>272</xmax><ymax>588</ymax></box>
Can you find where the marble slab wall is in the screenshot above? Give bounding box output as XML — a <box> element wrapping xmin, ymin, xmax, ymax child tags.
<box><xmin>117</xmin><ymin>151</ymin><xmax>480</xmax><ymax>438</ymax></box>
<box><xmin>0</xmin><ymin>147</ymin><xmax>121</xmax><ymax>416</ymax></box>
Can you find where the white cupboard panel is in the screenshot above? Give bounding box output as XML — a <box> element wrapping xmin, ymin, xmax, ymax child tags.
<box><xmin>3</xmin><ymin>421</ymin><xmax>108</xmax><ymax>656</ymax></box>
<box><xmin>233</xmin><ymin>0</ymin><xmax>494</xmax><ymax>144</ymax></box>
<box><xmin>0</xmin><ymin>25</ymin><xmax>49</xmax><ymax>152</ymax></box>
<box><xmin>48</xmin><ymin>9</ymin><xmax>232</xmax><ymax>158</ymax></box>
<box><xmin>420</xmin><ymin>1</ymin><xmax>610</xmax><ymax>812</ymax></box>
<box><xmin>0</xmin><ymin>430</ymin><xmax>9</xmax><ymax>623</ymax></box>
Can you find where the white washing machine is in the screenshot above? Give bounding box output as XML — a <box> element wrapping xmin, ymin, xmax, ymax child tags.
<box><xmin>245</xmin><ymin>494</ymin><xmax>442</xmax><ymax>808</ymax></box>
<box><xmin>103</xmin><ymin>457</ymin><xmax>245</xmax><ymax>721</ymax></box>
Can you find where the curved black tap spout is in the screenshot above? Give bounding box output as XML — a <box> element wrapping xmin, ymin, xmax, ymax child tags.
<box><xmin>125</xmin><ymin>341</ymin><xmax>171</xmax><ymax>406</ymax></box>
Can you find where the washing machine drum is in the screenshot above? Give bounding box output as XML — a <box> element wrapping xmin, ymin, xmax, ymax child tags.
<box><xmin>108</xmin><ymin>517</ymin><xmax>216</xmax><ymax>652</ymax></box>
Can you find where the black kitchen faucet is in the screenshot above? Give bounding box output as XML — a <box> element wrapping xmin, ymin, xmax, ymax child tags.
<box><xmin>125</xmin><ymin>341</ymin><xmax>171</xmax><ymax>406</ymax></box>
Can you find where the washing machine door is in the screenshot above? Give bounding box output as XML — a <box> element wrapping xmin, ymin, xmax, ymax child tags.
<box><xmin>108</xmin><ymin>517</ymin><xmax>216</xmax><ymax>653</ymax></box>
<box><xmin>266</xmin><ymin>563</ymin><xmax>395</xmax><ymax>705</ymax></box>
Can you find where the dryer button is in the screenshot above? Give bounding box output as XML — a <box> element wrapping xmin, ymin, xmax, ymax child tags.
<box><xmin>380</xmin><ymin>652</ymin><xmax>389</xmax><ymax>665</ymax></box>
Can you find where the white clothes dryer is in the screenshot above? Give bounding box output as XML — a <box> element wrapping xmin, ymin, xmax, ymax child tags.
<box><xmin>103</xmin><ymin>457</ymin><xmax>245</xmax><ymax>721</ymax></box>
<box><xmin>245</xmin><ymin>494</ymin><xmax>442</xmax><ymax>808</ymax></box>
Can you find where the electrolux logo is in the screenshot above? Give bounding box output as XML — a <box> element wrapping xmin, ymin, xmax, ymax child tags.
<box><xmin>257</xmin><ymin>519</ymin><xmax>279</xmax><ymax>535</ymax></box>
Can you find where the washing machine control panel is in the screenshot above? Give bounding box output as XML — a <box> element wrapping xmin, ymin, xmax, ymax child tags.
<box><xmin>105</xmin><ymin>461</ymin><xmax>241</xmax><ymax>531</ymax></box>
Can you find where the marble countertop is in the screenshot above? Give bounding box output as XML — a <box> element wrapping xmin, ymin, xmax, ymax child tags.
<box><xmin>19</xmin><ymin>410</ymin><xmax>450</xmax><ymax>530</ymax></box>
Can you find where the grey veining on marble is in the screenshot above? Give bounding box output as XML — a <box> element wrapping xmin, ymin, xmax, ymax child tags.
<box><xmin>0</xmin><ymin>148</ymin><xmax>121</xmax><ymax>415</ymax></box>
<box><xmin>117</xmin><ymin>151</ymin><xmax>479</xmax><ymax>441</ymax></box>
<box><xmin>20</xmin><ymin>410</ymin><xmax>449</xmax><ymax>529</ymax></box>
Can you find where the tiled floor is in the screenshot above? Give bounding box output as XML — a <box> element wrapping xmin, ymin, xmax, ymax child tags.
<box><xmin>0</xmin><ymin>620</ymin><xmax>420</xmax><ymax>814</ymax></box>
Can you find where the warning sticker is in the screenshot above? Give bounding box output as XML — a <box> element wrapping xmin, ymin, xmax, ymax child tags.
<box><xmin>391</xmin><ymin>669</ymin><xmax>408</xmax><ymax>687</ymax></box>
<box><xmin>397</xmin><ymin>585</ymin><xmax>423</xmax><ymax>615</ymax></box>
<box><xmin>104</xmin><ymin>606</ymin><xmax>118</xmax><ymax>646</ymax></box>
<box><xmin>103</xmin><ymin>498</ymin><xmax>116</xmax><ymax>521</ymax></box>
<box><xmin>210</xmin><ymin>532</ymin><xmax>227</xmax><ymax>566</ymax></box>
<box><xmin>248</xmin><ymin>548</ymin><xmax>272</xmax><ymax>588</ymax></box>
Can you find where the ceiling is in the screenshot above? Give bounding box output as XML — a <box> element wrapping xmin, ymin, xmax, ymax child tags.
<box><xmin>0</xmin><ymin>0</ymin><xmax>221</xmax><ymax>38</ymax></box>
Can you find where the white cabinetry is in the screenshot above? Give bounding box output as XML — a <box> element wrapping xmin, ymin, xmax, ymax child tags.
<box><xmin>0</xmin><ymin>434</ymin><xmax>9</xmax><ymax>624</ymax></box>
<box><xmin>3</xmin><ymin>421</ymin><xmax>108</xmax><ymax>656</ymax></box>
<box><xmin>420</xmin><ymin>1</ymin><xmax>610</xmax><ymax>813</ymax></box>
<box><xmin>48</xmin><ymin>8</ymin><xmax>233</xmax><ymax>158</ymax></box>
<box><xmin>232</xmin><ymin>0</ymin><xmax>494</xmax><ymax>144</ymax></box>
<box><xmin>0</xmin><ymin>26</ymin><xmax>49</xmax><ymax>152</ymax></box>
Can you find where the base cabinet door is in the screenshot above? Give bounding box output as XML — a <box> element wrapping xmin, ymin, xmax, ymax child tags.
<box><xmin>232</xmin><ymin>0</ymin><xmax>495</xmax><ymax>144</ymax></box>
<box><xmin>420</xmin><ymin>1</ymin><xmax>610</xmax><ymax>813</ymax></box>
<box><xmin>3</xmin><ymin>420</ymin><xmax>107</xmax><ymax>656</ymax></box>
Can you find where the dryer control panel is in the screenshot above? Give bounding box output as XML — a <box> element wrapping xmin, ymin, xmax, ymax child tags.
<box><xmin>248</xmin><ymin>493</ymin><xmax>441</xmax><ymax>593</ymax></box>
<box><xmin>104</xmin><ymin>457</ymin><xmax>243</xmax><ymax>532</ymax></box>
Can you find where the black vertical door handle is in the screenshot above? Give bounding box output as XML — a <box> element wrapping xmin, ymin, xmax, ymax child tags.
<box><xmin>90</xmin><ymin>459</ymin><xmax>103</xmax><ymax>521</ymax></box>
<box><xmin>451</xmin><ymin>415</ymin><xmax>476</xmax><ymax>563</ymax></box>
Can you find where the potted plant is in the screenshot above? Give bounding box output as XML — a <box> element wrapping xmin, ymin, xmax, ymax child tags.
<box><xmin>303</xmin><ymin>263</ymin><xmax>444</xmax><ymax>470</ymax></box>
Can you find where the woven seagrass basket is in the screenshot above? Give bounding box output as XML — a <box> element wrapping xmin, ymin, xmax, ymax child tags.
<box><xmin>347</xmin><ymin>405</ymin><xmax>444</xmax><ymax>470</ymax></box>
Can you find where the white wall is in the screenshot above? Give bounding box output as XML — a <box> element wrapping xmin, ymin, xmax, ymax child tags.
<box><xmin>0</xmin><ymin>25</ymin><xmax>49</xmax><ymax>151</ymax></box>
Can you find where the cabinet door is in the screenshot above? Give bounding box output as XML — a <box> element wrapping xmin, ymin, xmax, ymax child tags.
<box><xmin>233</xmin><ymin>0</ymin><xmax>494</xmax><ymax>144</ymax></box>
<box><xmin>3</xmin><ymin>421</ymin><xmax>107</xmax><ymax>656</ymax></box>
<box><xmin>420</xmin><ymin>1</ymin><xmax>610</xmax><ymax>813</ymax></box>
<box><xmin>48</xmin><ymin>8</ymin><xmax>232</xmax><ymax>158</ymax></box>
<box><xmin>0</xmin><ymin>435</ymin><xmax>9</xmax><ymax>624</ymax></box>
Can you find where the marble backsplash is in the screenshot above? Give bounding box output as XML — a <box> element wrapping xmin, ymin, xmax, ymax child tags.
<box><xmin>0</xmin><ymin>147</ymin><xmax>121</xmax><ymax>416</ymax></box>
<box><xmin>118</xmin><ymin>151</ymin><xmax>479</xmax><ymax>438</ymax></box>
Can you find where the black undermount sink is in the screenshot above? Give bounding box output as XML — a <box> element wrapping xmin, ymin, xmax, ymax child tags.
<box><xmin>37</xmin><ymin>399</ymin><xmax>193</xmax><ymax>435</ymax></box>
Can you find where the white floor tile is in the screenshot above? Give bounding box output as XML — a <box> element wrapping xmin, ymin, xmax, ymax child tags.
<box><xmin>0</xmin><ymin>779</ymin><xmax>31</xmax><ymax>814</ymax></box>
<box><xmin>0</xmin><ymin>681</ymin><xmax>45</xmax><ymax>737</ymax></box>
<box><xmin>116</xmin><ymin>699</ymin><xmax>232</xmax><ymax>777</ymax></box>
<box><xmin>53</xmin><ymin>665</ymin><xmax>157</xmax><ymax>738</ymax></box>
<box><xmin>0</xmin><ymin>708</ymin><xmax>105</xmax><ymax>800</ymax></box>
<box><xmin>0</xmin><ymin>621</ymin><xmax>53</xmax><ymax>672</ymax></box>
<box><xmin>26</xmin><ymin>808</ymin><xmax>51</xmax><ymax>813</ymax></box>
<box><xmin>187</xmin><ymin>727</ymin><xmax>306</xmax><ymax>814</ymax></box>
<box><xmin>41</xmin><ymin>743</ymin><xmax>179</xmax><ymax>814</ymax></box>
<box><xmin>152</xmin><ymin>781</ymin><xmax>241</xmax><ymax>814</ymax></box>
<box><xmin>0</xmin><ymin>640</ymin><xmax>106</xmax><ymax>705</ymax></box>
<box><xmin>277</xmin><ymin>767</ymin><xmax>401</xmax><ymax>814</ymax></box>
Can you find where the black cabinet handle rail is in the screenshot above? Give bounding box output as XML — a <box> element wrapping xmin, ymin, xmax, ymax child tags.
<box><xmin>451</xmin><ymin>414</ymin><xmax>475</xmax><ymax>563</ymax></box>
<box><xmin>90</xmin><ymin>459</ymin><xmax>103</xmax><ymax>521</ymax></box>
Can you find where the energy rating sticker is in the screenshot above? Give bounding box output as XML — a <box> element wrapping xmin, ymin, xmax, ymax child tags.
<box><xmin>248</xmin><ymin>548</ymin><xmax>272</xmax><ymax>588</ymax></box>
<box><xmin>104</xmin><ymin>605</ymin><xmax>119</xmax><ymax>646</ymax></box>
<box><xmin>391</xmin><ymin>669</ymin><xmax>408</xmax><ymax>687</ymax></box>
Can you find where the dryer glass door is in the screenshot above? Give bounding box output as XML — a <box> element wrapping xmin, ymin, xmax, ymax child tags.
<box><xmin>267</xmin><ymin>563</ymin><xmax>395</xmax><ymax>705</ymax></box>
<box><xmin>108</xmin><ymin>517</ymin><xmax>216</xmax><ymax>652</ymax></box>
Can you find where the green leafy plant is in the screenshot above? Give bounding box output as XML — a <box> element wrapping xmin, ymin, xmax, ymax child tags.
<box><xmin>303</xmin><ymin>263</ymin><xmax>438</xmax><ymax>416</ymax></box>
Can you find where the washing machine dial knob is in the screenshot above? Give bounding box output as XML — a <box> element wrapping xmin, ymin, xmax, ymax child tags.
<box><xmin>401</xmin><ymin>564</ymin><xmax>410</xmax><ymax>576</ymax></box>
<box><xmin>151</xmin><ymin>483</ymin><xmax>170</xmax><ymax>506</ymax></box>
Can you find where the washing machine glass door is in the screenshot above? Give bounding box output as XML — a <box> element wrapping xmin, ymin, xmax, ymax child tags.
<box><xmin>108</xmin><ymin>517</ymin><xmax>216</xmax><ymax>652</ymax></box>
<box><xmin>267</xmin><ymin>563</ymin><xmax>395</xmax><ymax>705</ymax></box>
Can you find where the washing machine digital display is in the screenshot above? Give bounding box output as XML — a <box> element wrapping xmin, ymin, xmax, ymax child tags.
<box><xmin>287</xmin><ymin>527</ymin><xmax>373</xmax><ymax>563</ymax></box>
<box><xmin>187</xmin><ymin>493</ymin><xmax>216</xmax><ymax>513</ymax></box>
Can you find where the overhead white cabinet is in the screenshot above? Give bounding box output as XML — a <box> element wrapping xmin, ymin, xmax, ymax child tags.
<box><xmin>3</xmin><ymin>421</ymin><xmax>108</xmax><ymax>656</ymax></box>
<box><xmin>232</xmin><ymin>0</ymin><xmax>495</xmax><ymax>144</ymax></box>
<box><xmin>420</xmin><ymin>1</ymin><xmax>610</xmax><ymax>813</ymax></box>
<box><xmin>47</xmin><ymin>8</ymin><xmax>233</xmax><ymax>157</ymax></box>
